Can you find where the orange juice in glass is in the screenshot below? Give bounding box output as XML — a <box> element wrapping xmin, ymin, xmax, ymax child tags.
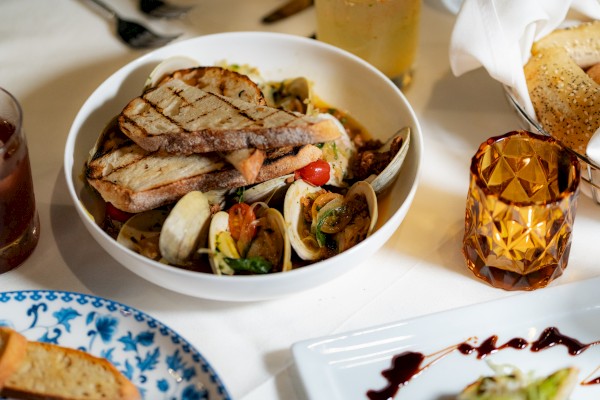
<box><xmin>315</xmin><ymin>0</ymin><xmax>420</xmax><ymax>89</ymax></box>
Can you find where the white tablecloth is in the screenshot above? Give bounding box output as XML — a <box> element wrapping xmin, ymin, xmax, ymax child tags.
<box><xmin>2</xmin><ymin>0</ymin><xmax>600</xmax><ymax>399</ymax></box>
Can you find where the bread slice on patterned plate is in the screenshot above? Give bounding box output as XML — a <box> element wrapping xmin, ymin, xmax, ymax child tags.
<box><xmin>0</xmin><ymin>327</ymin><xmax>27</xmax><ymax>388</ymax></box>
<box><xmin>0</xmin><ymin>327</ymin><xmax>140</xmax><ymax>400</ymax></box>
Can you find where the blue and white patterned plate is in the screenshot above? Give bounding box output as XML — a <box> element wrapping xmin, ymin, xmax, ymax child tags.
<box><xmin>0</xmin><ymin>290</ymin><xmax>231</xmax><ymax>400</ymax></box>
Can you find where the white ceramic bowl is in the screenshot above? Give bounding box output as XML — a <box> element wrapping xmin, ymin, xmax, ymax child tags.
<box><xmin>65</xmin><ymin>32</ymin><xmax>423</xmax><ymax>302</ymax></box>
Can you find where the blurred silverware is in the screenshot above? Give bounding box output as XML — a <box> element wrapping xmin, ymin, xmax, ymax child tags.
<box><xmin>140</xmin><ymin>0</ymin><xmax>193</xmax><ymax>19</ymax></box>
<box><xmin>262</xmin><ymin>0</ymin><xmax>313</xmax><ymax>24</ymax></box>
<box><xmin>86</xmin><ymin>0</ymin><xmax>180</xmax><ymax>48</ymax></box>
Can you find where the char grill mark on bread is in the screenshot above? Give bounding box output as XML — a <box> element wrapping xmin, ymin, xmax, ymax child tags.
<box><xmin>152</xmin><ymin>66</ymin><xmax>269</xmax><ymax>183</ymax></box>
<box><xmin>118</xmin><ymin>79</ymin><xmax>340</xmax><ymax>154</ymax></box>
<box><xmin>154</xmin><ymin>66</ymin><xmax>267</xmax><ymax>106</ymax></box>
<box><xmin>86</xmin><ymin>120</ymin><xmax>323</xmax><ymax>213</ymax></box>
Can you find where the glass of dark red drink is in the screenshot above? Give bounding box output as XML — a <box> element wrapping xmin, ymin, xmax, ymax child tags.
<box><xmin>0</xmin><ymin>87</ymin><xmax>39</xmax><ymax>272</ymax></box>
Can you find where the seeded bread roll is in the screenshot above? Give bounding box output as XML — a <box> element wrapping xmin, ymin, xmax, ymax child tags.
<box><xmin>524</xmin><ymin>20</ymin><xmax>600</xmax><ymax>154</ymax></box>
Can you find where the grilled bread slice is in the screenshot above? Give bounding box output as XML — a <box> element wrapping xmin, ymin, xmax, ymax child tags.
<box><xmin>86</xmin><ymin>119</ymin><xmax>323</xmax><ymax>213</ymax></box>
<box><xmin>151</xmin><ymin>65</ymin><xmax>268</xmax><ymax>106</ymax></box>
<box><xmin>0</xmin><ymin>327</ymin><xmax>140</xmax><ymax>400</ymax></box>
<box><xmin>152</xmin><ymin>66</ymin><xmax>268</xmax><ymax>183</ymax></box>
<box><xmin>118</xmin><ymin>79</ymin><xmax>340</xmax><ymax>154</ymax></box>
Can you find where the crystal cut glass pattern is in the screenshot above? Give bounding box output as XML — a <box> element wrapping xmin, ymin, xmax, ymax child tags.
<box><xmin>462</xmin><ymin>131</ymin><xmax>580</xmax><ymax>291</ymax></box>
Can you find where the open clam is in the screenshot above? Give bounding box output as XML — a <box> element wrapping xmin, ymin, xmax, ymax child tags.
<box><xmin>361</xmin><ymin>126</ymin><xmax>411</xmax><ymax>195</ymax></box>
<box><xmin>284</xmin><ymin>179</ymin><xmax>378</xmax><ymax>261</ymax></box>
<box><xmin>319</xmin><ymin>113</ymin><xmax>356</xmax><ymax>187</ymax></box>
<box><xmin>208</xmin><ymin>204</ymin><xmax>291</xmax><ymax>275</ymax></box>
<box><xmin>241</xmin><ymin>174</ymin><xmax>294</xmax><ymax>205</ymax></box>
<box><xmin>117</xmin><ymin>209</ymin><xmax>169</xmax><ymax>262</ymax></box>
<box><xmin>159</xmin><ymin>191</ymin><xmax>213</xmax><ymax>266</ymax></box>
<box><xmin>143</xmin><ymin>56</ymin><xmax>200</xmax><ymax>91</ymax></box>
<box><xmin>262</xmin><ymin>77</ymin><xmax>315</xmax><ymax>114</ymax></box>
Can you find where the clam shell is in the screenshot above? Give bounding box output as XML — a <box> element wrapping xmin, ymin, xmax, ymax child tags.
<box><xmin>262</xmin><ymin>77</ymin><xmax>314</xmax><ymax>114</ymax></box>
<box><xmin>283</xmin><ymin>180</ymin><xmax>323</xmax><ymax>261</ymax></box>
<box><xmin>319</xmin><ymin>113</ymin><xmax>356</xmax><ymax>187</ymax></box>
<box><xmin>242</xmin><ymin>174</ymin><xmax>293</xmax><ymax>205</ymax></box>
<box><xmin>284</xmin><ymin>180</ymin><xmax>378</xmax><ymax>261</ymax></box>
<box><xmin>117</xmin><ymin>209</ymin><xmax>169</xmax><ymax>261</ymax></box>
<box><xmin>343</xmin><ymin>180</ymin><xmax>378</xmax><ymax>240</ymax></box>
<box><xmin>143</xmin><ymin>56</ymin><xmax>200</xmax><ymax>91</ymax></box>
<box><xmin>159</xmin><ymin>191</ymin><xmax>212</xmax><ymax>266</ymax></box>
<box><xmin>368</xmin><ymin>126</ymin><xmax>411</xmax><ymax>195</ymax></box>
<box><xmin>208</xmin><ymin>207</ymin><xmax>291</xmax><ymax>275</ymax></box>
<box><xmin>208</xmin><ymin>211</ymin><xmax>238</xmax><ymax>275</ymax></box>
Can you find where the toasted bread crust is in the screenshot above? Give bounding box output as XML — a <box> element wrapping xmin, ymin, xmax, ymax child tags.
<box><xmin>118</xmin><ymin>79</ymin><xmax>340</xmax><ymax>154</ymax></box>
<box><xmin>154</xmin><ymin>66</ymin><xmax>267</xmax><ymax>106</ymax></box>
<box><xmin>0</xmin><ymin>328</ymin><xmax>140</xmax><ymax>400</ymax></box>
<box><xmin>87</xmin><ymin>142</ymin><xmax>322</xmax><ymax>213</ymax></box>
<box><xmin>2</xmin><ymin>341</ymin><xmax>140</xmax><ymax>400</ymax></box>
<box><xmin>0</xmin><ymin>327</ymin><xmax>27</xmax><ymax>389</ymax></box>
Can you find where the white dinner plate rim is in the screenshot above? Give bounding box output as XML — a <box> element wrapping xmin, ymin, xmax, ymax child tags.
<box><xmin>0</xmin><ymin>289</ymin><xmax>231</xmax><ymax>399</ymax></box>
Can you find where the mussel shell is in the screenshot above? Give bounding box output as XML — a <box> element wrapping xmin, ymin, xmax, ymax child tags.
<box><xmin>368</xmin><ymin>126</ymin><xmax>411</xmax><ymax>195</ymax></box>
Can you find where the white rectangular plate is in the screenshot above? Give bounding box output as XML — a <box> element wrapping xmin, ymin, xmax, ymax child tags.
<box><xmin>292</xmin><ymin>277</ymin><xmax>600</xmax><ymax>399</ymax></box>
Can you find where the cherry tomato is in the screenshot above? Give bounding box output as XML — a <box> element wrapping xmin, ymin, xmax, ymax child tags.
<box><xmin>295</xmin><ymin>159</ymin><xmax>330</xmax><ymax>186</ymax></box>
<box><xmin>228</xmin><ymin>203</ymin><xmax>256</xmax><ymax>242</ymax></box>
<box><xmin>105</xmin><ymin>202</ymin><xmax>133</xmax><ymax>223</ymax></box>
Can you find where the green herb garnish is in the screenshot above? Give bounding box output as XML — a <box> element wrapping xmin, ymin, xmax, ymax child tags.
<box><xmin>225</xmin><ymin>257</ymin><xmax>273</xmax><ymax>274</ymax></box>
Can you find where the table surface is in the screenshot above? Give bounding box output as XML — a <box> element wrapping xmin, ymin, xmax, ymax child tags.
<box><xmin>2</xmin><ymin>0</ymin><xmax>600</xmax><ymax>399</ymax></box>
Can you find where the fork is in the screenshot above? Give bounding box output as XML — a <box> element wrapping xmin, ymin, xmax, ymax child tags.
<box><xmin>86</xmin><ymin>0</ymin><xmax>180</xmax><ymax>49</ymax></box>
<box><xmin>140</xmin><ymin>0</ymin><xmax>193</xmax><ymax>19</ymax></box>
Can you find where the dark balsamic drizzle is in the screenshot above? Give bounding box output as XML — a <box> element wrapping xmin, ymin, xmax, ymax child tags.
<box><xmin>366</xmin><ymin>352</ymin><xmax>424</xmax><ymax>400</ymax></box>
<box><xmin>366</xmin><ymin>326</ymin><xmax>600</xmax><ymax>400</ymax></box>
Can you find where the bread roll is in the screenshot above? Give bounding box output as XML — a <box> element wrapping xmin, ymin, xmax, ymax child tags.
<box><xmin>524</xmin><ymin>21</ymin><xmax>600</xmax><ymax>154</ymax></box>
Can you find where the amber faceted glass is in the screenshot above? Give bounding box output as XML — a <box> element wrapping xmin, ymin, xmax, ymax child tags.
<box><xmin>462</xmin><ymin>131</ymin><xmax>580</xmax><ymax>291</ymax></box>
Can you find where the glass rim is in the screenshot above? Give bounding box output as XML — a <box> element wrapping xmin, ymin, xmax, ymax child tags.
<box><xmin>469</xmin><ymin>130</ymin><xmax>581</xmax><ymax>206</ymax></box>
<box><xmin>0</xmin><ymin>86</ymin><xmax>24</xmax><ymax>151</ymax></box>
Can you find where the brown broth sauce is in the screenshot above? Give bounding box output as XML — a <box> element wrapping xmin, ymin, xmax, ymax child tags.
<box><xmin>367</xmin><ymin>326</ymin><xmax>600</xmax><ymax>399</ymax></box>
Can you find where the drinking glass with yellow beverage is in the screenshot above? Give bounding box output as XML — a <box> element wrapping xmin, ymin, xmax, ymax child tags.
<box><xmin>315</xmin><ymin>0</ymin><xmax>420</xmax><ymax>89</ymax></box>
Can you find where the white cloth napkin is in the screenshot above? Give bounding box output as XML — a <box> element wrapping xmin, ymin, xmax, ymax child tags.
<box><xmin>449</xmin><ymin>0</ymin><xmax>600</xmax><ymax>164</ymax></box>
